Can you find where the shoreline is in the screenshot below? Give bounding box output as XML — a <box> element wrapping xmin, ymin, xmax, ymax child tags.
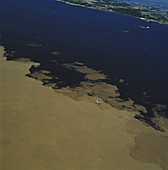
<box><xmin>1</xmin><ymin>45</ymin><xmax>168</xmax><ymax>169</ymax></box>
<box><xmin>57</xmin><ymin>0</ymin><xmax>168</xmax><ymax>25</ymax></box>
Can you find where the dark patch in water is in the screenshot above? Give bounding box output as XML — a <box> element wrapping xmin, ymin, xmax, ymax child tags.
<box><xmin>26</xmin><ymin>63</ymin><xmax>86</xmax><ymax>88</ymax></box>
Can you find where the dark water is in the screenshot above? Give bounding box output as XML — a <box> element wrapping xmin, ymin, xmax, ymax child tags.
<box><xmin>0</xmin><ymin>0</ymin><xmax>168</xmax><ymax>118</ymax></box>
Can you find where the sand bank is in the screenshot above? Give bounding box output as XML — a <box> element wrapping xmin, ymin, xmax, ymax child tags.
<box><xmin>0</xmin><ymin>46</ymin><xmax>168</xmax><ymax>170</ymax></box>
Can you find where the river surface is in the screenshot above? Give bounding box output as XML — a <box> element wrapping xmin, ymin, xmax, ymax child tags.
<box><xmin>0</xmin><ymin>0</ymin><xmax>168</xmax><ymax>117</ymax></box>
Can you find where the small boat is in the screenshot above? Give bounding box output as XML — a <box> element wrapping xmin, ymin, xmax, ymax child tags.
<box><xmin>123</xmin><ymin>30</ymin><xmax>130</xmax><ymax>33</ymax></box>
<box><xmin>96</xmin><ymin>99</ymin><xmax>101</xmax><ymax>105</ymax></box>
<box><xmin>139</xmin><ymin>25</ymin><xmax>150</xmax><ymax>30</ymax></box>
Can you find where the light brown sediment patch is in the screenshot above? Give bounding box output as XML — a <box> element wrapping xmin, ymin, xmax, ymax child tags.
<box><xmin>28</xmin><ymin>71</ymin><xmax>52</xmax><ymax>81</ymax></box>
<box><xmin>4</xmin><ymin>50</ymin><xmax>16</xmax><ymax>57</ymax></box>
<box><xmin>51</xmin><ymin>51</ymin><xmax>60</xmax><ymax>55</ymax></box>
<box><xmin>146</xmin><ymin>104</ymin><xmax>168</xmax><ymax>132</ymax></box>
<box><xmin>152</xmin><ymin>117</ymin><xmax>168</xmax><ymax>132</ymax></box>
<box><xmin>26</xmin><ymin>43</ymin><xmax>43</xmax><ymax>47</ymax></box>
<box><xmin>63</xmin><ymin>63</ymin><xmax>147</xmax><ymax>112</ymax></box>
<box><xmin>56</xmin><ymin>75</ymin><xmax>147</xmax><ymax>113</ymax></box>
<box><xmin>40</xmin><ymin>70</ymin><xmax>51</xmax><ymax>74</ymax></box>
<box><xmin>64</xmin><ymin>63</ymin><xmax>106</xmax><ymax>80</ymax></box>
<box><xmin>0</xmin><ymin>46</ymin><xmax>167</xmax><ymax>170</ymax></box>
<box><xmin>74</xmin><ymin>61</ymin><xmax>84</xmax><ymax>66</ymax></box>
<box><xmin>14</xmin><ymin>57</ymin><xmax>32</xmax><ymax>63</ymax></box>
<box><xmin>119</xmin><ymin>79</ymin><xmax>124</xmax><ymax>83</ymax></box>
